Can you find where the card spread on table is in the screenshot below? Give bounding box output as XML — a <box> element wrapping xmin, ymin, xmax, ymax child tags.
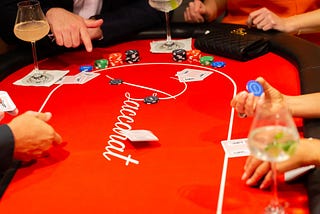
<box><xmin>0</xmin><ymin>91</ymin><xmax>16</xmax><ymax>112</ymax></box>
<box><xmin>221</xmin><ymin>138</ymin><xmax>250</xmax><ymax>158</ymax></box>
<box><xmin>123</xmin><ymin>130</ymin><xmax>159</xmax><ymax>142</ymax></box>
<box><xmin>14</xmin><ymin>70</ymin><xmax>69</xmax><ymax>87</ymax></box>
<box><xmin>176</xmin><ymin>68</ymin><xmax>213</xmax><ymax>82</ymax></box>
<box><xmin>150</xmin><ymin>38</ymin><xmax>192</xmax><ymax>53</ymax></box>
<box><xmin>56</xmin><ymin>72</ymin><xmax>100</xmax><ymax>84</ymax></box>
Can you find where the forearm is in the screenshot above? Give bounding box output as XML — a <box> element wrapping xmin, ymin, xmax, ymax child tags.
<box><xmin>285</xmin><ymin>93</ymin><xmax>320</xmax><ymax>118</ymax></box>
<box><xmin>284</xmin><ymin>9</ymin><xmax>320</xmax><ymax>34</ymax></box>
<box><xmin>203</xmin><ymin>0</ymin><xmax>227</xmax><ymax>22</ymax></box>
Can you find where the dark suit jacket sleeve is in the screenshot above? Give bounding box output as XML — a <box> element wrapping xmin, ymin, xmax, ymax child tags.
<box><xmin>96</xmin><ymin>0</ymin><xmax>165</xmax><ymax>45</ymax></box>
<box><xmin>0</xmin><ymin>124</ymin><xmax>14</xmax><ymax>174</ymax></box>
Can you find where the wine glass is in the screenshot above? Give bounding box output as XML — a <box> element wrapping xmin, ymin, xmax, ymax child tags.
<box><xmin>148</xmin><ymin>0</ymin><xmax>183</xmax><ymax>51</ymax></box>
<box><xmin>14</xmin><ymin>0</ymin><xmax>52</xmax><ymax>85</ymax></box>
<box><xmin>247</xmin><ymin>99</ymin><xmax>299</xmax><ymax>213</ymax></box>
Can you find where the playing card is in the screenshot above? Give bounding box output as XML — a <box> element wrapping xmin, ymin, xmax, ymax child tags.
<box><xmin>0</xmin><ymin>91</ymin><xmax>16</xmax><ymax>112</ymax></box>
<box><xmin>176</xmin><ymin>68</ymin><xmax>213</xmax><ymax>82</ymax></box>
<box><xmin>122</xmin><ymin>130</ymin><xmax>159</xmax><ymax>142</ymax></box>
<box><xmin>56</xmin><ymin>72</ymin><xmax>100</xmax><ymax>84</ymax></box>
<box><xmin>221</xmin><ymin>138</ymin><xmax>250</xmax><ymax>158</ymax></box>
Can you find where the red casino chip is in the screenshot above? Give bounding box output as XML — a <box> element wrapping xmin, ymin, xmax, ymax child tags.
<box><xmin>108</xmin><ymin>52</ymin><xmax>123</xmax><ymax>66</ymax></box>
<box><xmin>186</xmin><ymin>49</ymin><xmax>202</xmax><ymax>63</ymax></box>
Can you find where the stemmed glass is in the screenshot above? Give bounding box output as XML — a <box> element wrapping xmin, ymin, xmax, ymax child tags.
<box><xmin>148</xmin><ymin>0</ymin><xmax>183</xmax><ymax>51</ymax></box>
<box><xmin>14</xmin><ymin>0</ymin><xmax>51</xmax><ymax>84</ymax></box>
<box><xmin>247</xmin><ymin>99</ymin><xmax>299</xmax><ymax>213</ymax></box>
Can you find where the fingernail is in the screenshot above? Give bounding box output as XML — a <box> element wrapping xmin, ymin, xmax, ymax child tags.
<box><xmin>44</xmin><ymin>112</ymin><xmax>52</xmax><ymax>119</ymax></box>
<box><xmin>241</xmin><ymin>172</ymin><xmax>247</xmax><ymax>180</ymax></box>
<box><xmin>246</xmin><ymin>179</ymin><xmax>252</xmax><ymax>185</ymax></box>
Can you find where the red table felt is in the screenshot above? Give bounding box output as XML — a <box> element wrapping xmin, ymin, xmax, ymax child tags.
<box><xmin>0</xmin><ymin>39</ymin><xmax>307</xmax><ymax>213</ymax></box>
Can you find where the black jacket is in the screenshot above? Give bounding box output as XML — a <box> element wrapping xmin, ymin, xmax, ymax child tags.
<box><xmin>0</xmin><ymin>0</ymin><xmax>164</xmax><ymax>46</ymax></box>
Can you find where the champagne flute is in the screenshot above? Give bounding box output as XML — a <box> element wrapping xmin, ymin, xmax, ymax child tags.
<box><xmin>148</xmin><ymin>0</ymin><xmax>183</xmax><ymax>51</ymax></box>
<box><xmin>247</xmin><ymin>100</ymin><xmax>299</xmax><ymax>213</ymax></box>
<box><xmin>14</xmin><ymin>0</ymin><xmax>51</xmax><ymax>84</ymax></box>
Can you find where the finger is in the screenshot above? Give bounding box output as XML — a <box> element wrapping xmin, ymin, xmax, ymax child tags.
<box><xmin>61</xmin><ymin>32</ymin><xmax>73</xmax><ymax>48</ymax></box>
<box><xmin>71</xmin><ymin>31</ymin><xmax>81</xmax><ymax>48</ymax></box>
<box><xmin>79</xmin><ymin>27</ymin><xmax>93</xmax><ymax>52</ymax></box>
<box><xmin>84</xmin><ymin>19</ymin><xmax>103</xmax><ymax>28</ymax></box>
<box><xmin>53</xmin><ymin>31</ymin><xmax>64</xmax><ymax>46</ymax></box>
<box><xmin>0</xmin><ymin>111</ymin><xmax>4</xmax><ymax>121</ymax></box>
<box><xmin>26</xmin><ymin>111</ymin><xmax>52</xmax><ymax>121</ymax></box>
<box><xmin>7</xmin><ymin>108</ymin><xmax>19</xmax><ymax>116</ymax></box>
<box><xmin>242</xmin><ymin>156</ymin><xmax>264</xmax><ymax>180</ymax></box>
<box><xmin>53</xmin><ymin>131</ymin><xmax>63</xmax><ymax>145</ymax></box>
<box><xmin>244</xmin><ymin>93</ymin><xmax>256</xmax><ymax>116</ymax></box>
<box><xmin>246</xmin><ymin>162</ymin><xmax>271</xmax><ymax>186</ymax></box>
<box><xmin>259</xmin><ymin>170</ymin><xmax>273</xmax><ymax>189</ymax></box>
<box><xmin>234</xmin><ymin>91</ymin><xmax>248</xmax><ymax>113</ymax></box>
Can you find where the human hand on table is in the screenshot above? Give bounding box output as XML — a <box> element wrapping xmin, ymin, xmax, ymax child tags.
<box><xmin>247</xmin><ymin>7</ymin><xmax>293</xmax><ymax>33</ymax></box>
<box><xmin>46</xmin><ymin>8</ymin><xmax>103</xmax><ymax>52</ymax></box>
<box><xmin>242</xmin><ymin>138</ymin><xmax>320</xmax><ymax>189</ymax></box>
<box><xmin>230</xmin><ymin>77</ymin><xmax>286</xmax><ymax>117</ymax></box>
<box><xmin>8</xmin><ymin>111</ymin><xmax>62</xmax><ymax>162</ymax></box>
<box><xmin>184</xmin><ymin>0</ymin><xmax>208</xmax><ymax>23</ymax></box>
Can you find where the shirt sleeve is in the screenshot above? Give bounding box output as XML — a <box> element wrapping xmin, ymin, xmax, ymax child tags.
<box><xmin>0</xmin><ymin>124</ymin><xmax>15</xmax><ymax>174</ymax></box>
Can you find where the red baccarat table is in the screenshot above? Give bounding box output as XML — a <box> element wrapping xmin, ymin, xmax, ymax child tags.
<box><xmin>0</xmin><ymin>38</ymin><xmax>309</xmax><ymax>214</ymax></box>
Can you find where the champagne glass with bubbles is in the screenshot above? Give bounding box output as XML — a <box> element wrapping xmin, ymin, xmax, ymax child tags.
<box><xmin>149</xmin><ymin>0</ymin><xmax>183</xmax><ymax>51</ymax></box>
<box><xmin>14</xmin><ymin>0</ymin><xmax>51</xmax><ymax>84</ymax></box>
<box><xmin>247</xmin><ymin>99</ymin><xmax>299</xmax><ymax>213</ymax></box>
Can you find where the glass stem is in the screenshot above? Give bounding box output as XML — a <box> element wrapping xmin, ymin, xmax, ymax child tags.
<box><xmin>31</xmin><ymin>41</ymin><xmax>39</xmax><ymax>72</ymax></box>
<box><xmin>165</xmin><ymin>12</ymin><xmax>173</xmax><ymax>46</ymax></box>
<box><xmin>271</xmin><ymin>162</ymin><xmax>279</xmax><ymax>206</ymax></box>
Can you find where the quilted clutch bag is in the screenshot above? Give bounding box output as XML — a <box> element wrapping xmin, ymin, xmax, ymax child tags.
<box><xmin>194</xmin><ymin>23</ymin><xmax>270</xmax><ymax>61</ymax></box>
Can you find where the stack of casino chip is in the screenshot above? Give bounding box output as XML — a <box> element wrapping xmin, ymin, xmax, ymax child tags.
<box><xmin>125</xmin><ymin>49</ymin><xmax>140</xmax><ymax>64</ymax></box>
<box><xmin>94</xmin><ymin>59</ymin><xmax>108</xmax><ymax>69</ymax></box>
<box><xmin>172</xmin><ymin>49</ymin><xmax>187</xmax><ymax>62</ymax></box>
<box><xmin>186</xmin><ymin>49</ymin><xmax>202</xmax><ymax>63</ymax></box>
<box><xmin>108</xmin><ymin>53</ymin><xmax>123</xmax><ymax>66</ymax></box>
<box><xmin>200</xmin><ymin>56</ymin><xmax>214</xmax><ymax>66</ymax></box>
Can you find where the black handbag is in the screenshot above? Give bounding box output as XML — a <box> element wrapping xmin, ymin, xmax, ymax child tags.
<box><xmin>194</xmin><ymin>23</ymin><xmax>270</xmax><ymax>61</ymax></box>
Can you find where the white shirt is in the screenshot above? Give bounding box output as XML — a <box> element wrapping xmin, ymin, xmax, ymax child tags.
<box><xmin>73</xmin><ymin>0</ymin><xmax>103</xmax><ymax>19</ymax></box>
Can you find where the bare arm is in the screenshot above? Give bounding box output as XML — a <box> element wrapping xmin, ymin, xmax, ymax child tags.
<box><xmin>285</xmin><ymin>93</ymin><xmax>320</xmax><ymax>118</ymax></box>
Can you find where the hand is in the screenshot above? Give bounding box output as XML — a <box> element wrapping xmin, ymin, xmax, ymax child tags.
<box><xmin>184</xmin><ymin>0</ymin><xmax>207</xmax><ymax>23</ymax></box>
<box><xmin>247</xmin><ymin>7</ymin><xmax>290</xmax><ymax>32</ymax></box>
<box><xmin>46</xmin><ymin>8</ymin><xmax>103</xmax><ymax>52</ymax></box>
<box><xmin>242</xmin><ymin>138</ymin><xmax>320</xmax><ymax>189</ymax></box>
<box><xmin>230</xmin><ymin>77</ymin><xmax>285</xmax><ymax>117</ymax></box>
<box><xmin>8</xmin><ymin>111</ymin><xmax>62</xmax><ymax>162</ymax></box>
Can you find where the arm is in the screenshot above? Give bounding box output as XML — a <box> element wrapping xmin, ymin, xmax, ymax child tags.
<box><xmin>285</xmin><ymin>93</ymin><xmax>320</xmax><ymax>118</ymax></box>
<box><xmin>184</xmin><ymin>0</ymin><xmax>227</xmax><ymax>23</ymax></box>
<box><xmin>247</xmin><ymin>7</ymin><xmax>320</xmax><ymax>34</ymax></box>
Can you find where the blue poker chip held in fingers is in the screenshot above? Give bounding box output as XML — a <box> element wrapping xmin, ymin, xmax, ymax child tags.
<box><xmin>246</xmin><ymin>80</ymin><xmax>264</xmax><ymax>96</ymax></box>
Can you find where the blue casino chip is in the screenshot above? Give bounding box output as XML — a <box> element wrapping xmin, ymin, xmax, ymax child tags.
<box><xmin>246</xmin><ymin>80</ymin><xmax>263</xmax><ymax>96</ymax></box>
<box><xmin>211</xmin><ymin>61</ymin><xmax>226</xmax><ymax>68</ymax></box>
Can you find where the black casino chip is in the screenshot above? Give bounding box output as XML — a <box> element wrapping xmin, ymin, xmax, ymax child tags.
<box><xmin>143</xmin><ymin>95</ymin><xmax>159</xmax><ymax>104</ymax></box>
<box><xmin>109</xmin><ymin>79</ymin><xmax>123</xmax><ymax>85</ymax></box>
<box><xmin>172</xmin><ymin>49</ymin><xmax>187</xmax><ymax>62</ymax></box>
<box><xmin>125</xmin><ymin>49</ymin><xmax>140</xmax><ymax>64</ymax></box>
